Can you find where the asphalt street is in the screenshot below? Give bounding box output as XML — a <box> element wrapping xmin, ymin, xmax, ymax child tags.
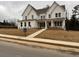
<box><xmin>0</xmin><ymin>41</ymin><xmax>79</xmax><ymax>57</ymax></box>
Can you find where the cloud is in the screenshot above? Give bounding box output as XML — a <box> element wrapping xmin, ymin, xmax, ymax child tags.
<box><xmin>0</xmin><ymin>5</ymin><xmax>8</xmax><ymax>16</ymax></box>
<box><xmin>0</xmin><ymin>1</ymin><xmax>78</xmax><ymax>22</ymax></box>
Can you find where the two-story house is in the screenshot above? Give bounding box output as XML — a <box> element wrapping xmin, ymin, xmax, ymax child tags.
<box><xmin>18</xmin><ymin>1</ymin><xmax>66</xmax><ymax>30</ymax></box>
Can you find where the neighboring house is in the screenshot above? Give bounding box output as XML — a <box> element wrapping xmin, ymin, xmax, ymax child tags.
<box><xmin>18</xmin><ymin>1</ymin><xmax>67</xmax><ymax>30</ymax></box>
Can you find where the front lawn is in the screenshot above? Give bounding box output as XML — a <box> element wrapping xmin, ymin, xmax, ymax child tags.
<box><xmin>35</xmin><ymin>29</ymin><xmax>79</xmax><ymax>43</ymax></box>
<box><xmin>0</xmin><ymin>28</ymin><xmax>40</xmax><ymax>37</ymax></box>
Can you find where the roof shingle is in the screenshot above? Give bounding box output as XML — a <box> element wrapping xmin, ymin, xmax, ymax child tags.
<box><xmin>36</xmin><ymin>6</ymin><xmax>49</xmax><ymax>15</ymax></box>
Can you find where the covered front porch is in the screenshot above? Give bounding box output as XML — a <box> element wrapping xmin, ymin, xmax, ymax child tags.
<box><xmin>37</xmin><ymin>19</ymin><xmax>65</xmax><ymax>29</ymax></box>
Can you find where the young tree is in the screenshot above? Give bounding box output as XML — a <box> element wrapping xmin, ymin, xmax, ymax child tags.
<box><xmin>72</xmin><ymin>5</ymin><xmax>79</xmax><ymax>19</ymax></box>
<box><xmin>70</xmin><ymin>5</ymin><xmax>79</xmax><ymax>30</ymax></box>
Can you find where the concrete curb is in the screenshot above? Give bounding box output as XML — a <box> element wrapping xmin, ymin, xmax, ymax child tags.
<box><xmin>0</xmin><ymin>37</ymin><xmax>79</xmax><ymax>53</ymax></box>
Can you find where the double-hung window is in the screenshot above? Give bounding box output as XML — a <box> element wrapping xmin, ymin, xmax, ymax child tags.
<box><xmin>55</xmin><ymin>13</ymin><xmax>61</xmax><ymax>17</ymax></box>
<box><xmin>21</xmin><ymin>22</ymin><xmax>23</xmax><ymax>27</ymax></box>
<box><xmin>24</xmin><ymin>22</ymin><xmax>26</xmax><ymax>27</ymax></box>
<box><xmin>49</xmin><ymin>14</ymin><xmax>51</xmax><ymax>18</ymax></box>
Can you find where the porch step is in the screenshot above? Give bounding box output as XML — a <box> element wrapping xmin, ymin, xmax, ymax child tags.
<box><xmin>27</xmin><ymin>29</ymin><xmax>46</xmax><ymax>38</ymax></box>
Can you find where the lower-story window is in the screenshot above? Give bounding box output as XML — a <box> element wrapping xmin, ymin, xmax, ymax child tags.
<box><xmin>60</xmin><ymin>21</ymin><xmax>62</xmax><ymax>26</ymax></box>
<box><xmin>28</xmin><ymin>22</ymin><xmax>31</xmax><ymax>27</ymax></box>
<box><xmin>24</xmin><ymin>22</ymin><xmax>26</xmax><ymax>27</ymax></box>
<box><xmin>54</xmin><ymin>21</ymin><xmax>62</xmax><ymax>26</ymax></box>
<box><xmin>21</xmin><ymin>22</ymin><xmax>23</xmax><ymax>27</ymax></box>
<box><xmin>54</xmin><ymin>22</ymin><xmax>56</xmax><ymax>26</ymax></box>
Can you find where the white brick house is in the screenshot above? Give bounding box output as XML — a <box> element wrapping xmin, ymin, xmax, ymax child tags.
<box><xmin>18</xmin><ymin>1</ymin><xmax>67</xmax><ymax>30</ymax></box>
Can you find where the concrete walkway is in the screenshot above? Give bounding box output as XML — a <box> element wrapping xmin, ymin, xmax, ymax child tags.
<box><xmin>0</xmin><ymin>34</ymin><xmax>26</xmax><ymax>39</ymax></box>
<box><xmin>0</xmin><ymin>33</ymin><xmax>79</xmax><ymax>48</ymax></box>
<box><xmin>27</xmin><ymin>29</ymin><xmax>46</xmax><ymax>38</ymax></box>
<box><xmin>29</xmin><ymin>38</ymin><xmax>79</xmax><ymax>48</ymax></box>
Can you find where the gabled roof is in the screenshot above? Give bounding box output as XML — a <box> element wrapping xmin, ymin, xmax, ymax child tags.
<box><xmin>29</xmin><ymin>4</ymin><xmax>37</xmax><ymax>11</ymax></box>
<box><xmin>54</xmin><ymin>1</ymin><xmax>65</xmax><ymax>9</ymax></box>
<box><xmin>35</xmin><ymin>6</ymin><xmax>49</xmax><ymax>15</ymax></box>
<box><xmin>22</xmin><ymin>4</ymin><xmax>36</xmax><ymax>16</ymax></box>
<box><xmin>50</xmin><ymin>1</ymin><xmax>65</xmax><ymax>10</ymax></box>
<box><xmin>22</xmin><ymin>4</ymin><xmax>49</xmax><ymax>16</ymax></box>
<box><xmin>60</xmin><ymin>5</ymin><xmax>65</xmax><ymax>10</ymax></box>
<box><xmin>22</xmin><ymin>1</ymin><xmax>65</xmax><ymax>16</ymax></box>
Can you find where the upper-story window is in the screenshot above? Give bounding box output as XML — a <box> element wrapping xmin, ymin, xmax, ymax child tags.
<box><xmin>41</xmin><ymin>16</ymin><xmax>43</xmax><ymax>19</ymax></box>
<box><xmin>41</xmin><ymin>16</ymin><xmax>45</xmax><ymax>19</ymax></box>
<box><xmin>25</xmin><ymin>16</ymin><xmax>27</xmax><ymax>20</ymax></box>
<box><xmin>59</xmin><ymin>13</ymin><xmax>61</xmax><ymax>17</ymax></box>
<box><xmin>55</xmin><ymin>13</ymin><xmax>58</xmax><ymax>17</ymax></box>
<box><xmin>55</xmin><ymin>13</ymin><xmax>61</xmax><ymax>17</ymax></box>
<box><xmin>43</xmin><ymin>16</ymin><xmax>45</xmax><ymax>19</ymax></box>
<box><xmin>32</xmin><ymin>15</ymin><xmax>34</xmax><ymax>19</ymax></box>
<box><xmin>49</xmin><ymin>14</ymin><xmax>51</xmax><ymax>18</ymax></box>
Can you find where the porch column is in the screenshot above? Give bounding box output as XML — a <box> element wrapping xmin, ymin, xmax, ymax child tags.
<box><xmin>45</xmin><ymin>21</ymin><xmax>47</xmax><ymax>29</ymax></box>
<box><xmin>62</xmin><ymin>20</ymin><xmax>66</xmax><ymax>30</ymax></box>
<box><xmin>51</xmin><ymin>20</ymin><xmax>54</xmax><ymax>27</ymax></box>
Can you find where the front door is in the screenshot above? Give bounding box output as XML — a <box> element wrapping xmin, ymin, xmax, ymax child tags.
<box><xmin>38</xmin><ymin>22</ymin><xmax>45</xmax><ymax>28</ymax></box>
